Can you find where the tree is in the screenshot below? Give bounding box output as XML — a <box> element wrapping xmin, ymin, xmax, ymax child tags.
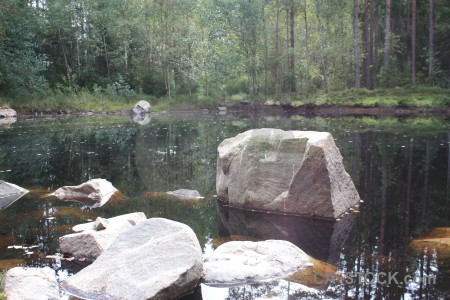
<box><xmin>412</xmin><ymin>0</ymin><xmax>416</xmax><ymax>84</ymax></box>
<box><xmin>384</xmin><ymin>0</ymin><xmax>391</xmax><ymax>68</ymax></box>
<box><xmin>428</xmin><ymin>0</ymin><xmax>434</xmax><ymax>81</ymax></box>
<box><xmin>353</xmin><ymin>0</ymin><xmax>360</xmax><ymax>88</ymax></box>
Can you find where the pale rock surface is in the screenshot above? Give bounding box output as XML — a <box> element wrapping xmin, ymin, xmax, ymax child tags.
<box><xmin>3</xmin><ymin>267</ymin><xmax>61</xmax><ymax>300</ymax></box>
<box><xmin>62</xmin><ymin>218</ymin><xmax>203</xmax><ymax>300</ymax></box>
<box><xmin>203</xmin><ymin>240</ymin><xmax>312</xmax><ymax>285</ymax></box>
<box><xmin>52</xmin><ymin>178</ymin><xmax>118</xmax><ymax>207</ymax></box>
<box><xmin>217</xmin><ymin>129</ymin><xmax>361</xmax><ymax>219</ymax></box>
<box><xmin>59</xmin><ymin>212</ymin><xmax>147</xmax><ymax>259</ymax></box>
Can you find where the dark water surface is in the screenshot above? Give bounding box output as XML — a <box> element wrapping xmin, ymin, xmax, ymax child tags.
<box><xmin>0</xmin><ymin>112</ymin><xmax>448</xmax><ymax>299</ymax></box>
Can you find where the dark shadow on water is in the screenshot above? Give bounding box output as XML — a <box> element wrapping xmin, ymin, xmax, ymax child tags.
<box><xmin>216</xmin><ymin>200</ymin><xmax>355</xmax><ymax>265</ymax></box>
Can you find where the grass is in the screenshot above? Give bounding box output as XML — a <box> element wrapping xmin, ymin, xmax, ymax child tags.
<box><xmin>1</xmin><ymin>86</ymin><xmax>449</xmax><ymax>113</ymax></box>
<box><xmin>0</xmin><ymin>270</ymin><xmax>5</xmax><ymax>299</ymax></box>
<box><xmin>270</xmin><ymin>86</ymin><xmax>450</xmax><ymax>108</ymax></box>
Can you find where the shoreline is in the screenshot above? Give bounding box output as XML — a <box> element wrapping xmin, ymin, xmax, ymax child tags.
<box><xmin>9</xmin><ymin>103</ymin><xmax>449</xmax><ymax>118</ymax></box>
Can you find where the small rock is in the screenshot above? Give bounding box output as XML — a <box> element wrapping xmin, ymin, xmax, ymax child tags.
<box><xmin>203</xmin><ymin>240</ymin><xmax>311</xmax><ymax>285</ymax></box>
<box><xmin>166</xmin><ymin>189</ymin><xmax>204</xmax><ymax>200</ymax></box>
<box><xmin>60</xmin><ymin>212</ymin><xmax>147</xmax><ymax>259</ymax></box>
<box><xmin>51</xmin><ymin>178</ymin><xmax>118</xmax><ymax>208</ymax></box>
<box><xmin>3</xmin><ymin>267</ymin><xmax>61</xmax><ymax>300</ymax></box>
<box><xmin>0</xmin><ymin>108</ymin><xmax>17</xmax><ymax>118</ymax></box>
<box><xmin>0</xmin><ymin>181</ymin><xmax>29</xmax><ymax>210</ymax></box>
<box><xmin>132</xmin><ymin>100</ymin><xmax>151</xmax><ymax>114</ymax></box>
<box><xmin>218</xmin><ymin>106</ymin><xmax>227</xmax><ymax>111</ymax></box>
<box><xmin>62</xmin><ymin>218</ymin><xmax>203</xmax><ymax>300</ymax></box>
<box><xmin>93</xmin><ymin>217</ymin><xmax>109</xmax><ymax>231</ymax></box>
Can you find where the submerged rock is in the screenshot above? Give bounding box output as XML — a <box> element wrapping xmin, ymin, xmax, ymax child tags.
<box><xmin>216</xmin><ymin>201</ymin><xmax>355</xmax><ymax>265</ymax></box>
<box><xmin>286</xmin><ymin>256</ymin><xmax>338</xmax><ymax>290</ymax></box>
<box><xmin>3</xmin><ymin>267</ymin><xmax>61</xmax><ymax>300</ymax></box>
<box><xmin>217</xmin><ymin>129</ymin><xmax>361</xmax><ymax>219</ymax></box>
<box><xmin>203</xmin><ymin>240</ymin><xmax>311</xmax><ymax>285</ymax></box>
<box><xmin>409</xmin><ymin>227</ymin><xmax>450</xmax><ymax>273</ymax></box>
<box><xmin>132</xmin><ymin>100</ymin><xmax>151</xmax><ymax>114</ymax></box>
<box><xmin>52</xmin><ymin>178</ymin><xmax>118</xmax><ymax>207</ymax></box>
<box><xmin>166</xmin><ymin>189</ymin><xmax>204</xmax><ymax>200</ymax></box>
<box><xmin>0</xmin><ymin>181</ymin><xmax>29</xmax><ymax>210</ymax></box>
<box><xmin>0</xmin><ymin>108</ymin><xmax>17</xmax><ymax>118</ymax></box>
<box><xmin>60</xmin><ymin>212</ymin><xmax>147</xmax><ymax>259</ymax></box>
<box><xmin>63</xmin><ymin>218</ymin><xmax>203</xmax><ymax>300</ymax></box>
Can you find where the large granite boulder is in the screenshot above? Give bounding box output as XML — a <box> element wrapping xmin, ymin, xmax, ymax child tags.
<box><xmin>59</xmin><ymin>212</ymin><xmax>147</xmax><ymax>259</ymax></box>
<box><xmin>52</xmin><ymin>178</ymin><xmax>118</xmax><ymax>207</ymax></box>
<box><xmin>217</xmin><ymin>129</ymin><xmax>360</xmax><ymax>219</ymax></box>
<box><xmin>62</xmin><ymin>218</ymin><xmax>203</xmax><ymax>300</ymax></box>
<box><xmin>0</xmin><ymin>181</ymin><xmax>29</xmax><ymax>210</ymax></box>
<box><xmin>3</xmin><ymin>267</ymin><xmax>61</xmax><ymax>300</ymax></box>
<box><xmin>203</xmin><ymin>240</ymin><xmax>311</xmax><ymax>285</ymax></box>
<box><xmin>132</xmin><ymin>100</ymin><xmax>151</xmax><ymax>114</ymax></box>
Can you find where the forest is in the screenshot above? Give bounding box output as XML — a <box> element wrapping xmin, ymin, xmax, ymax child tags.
<box><xmin>0</xmin><ymin>0</ymin><xmax>449</xmax><ymax>108</ymax></box>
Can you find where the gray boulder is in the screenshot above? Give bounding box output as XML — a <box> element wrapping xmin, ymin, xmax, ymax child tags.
<box><xmin>132</xmin><ymin>100</ymin><xmax>151</xmax><ymax>114</ymax></box>
<box><xmin>166</xmin><ymin>189</ymin><xmax>204</xmax><ymax>200</ymax></box>
<box><xmin>0</xmin><ymin>108</ymin><xmax>17</xmax><ymax>118</ymax></box>
<box><xmin>203</xmin><ymin>240</ymin><xmax>312</xmax><ymax>285</ymax></box>
<box><xmin>51</xmin><ymin>178</ymin><xmax>118</xmax><ymax>207</ymax></box>
<box><xmin>0</xmin><ymin>117</ymin><xmax>16</xmax><ymax>126</ymax></box>
<box><xmin>3</xmin><ymin>267</ymin><xmax>61</xmax><ymax>300</ymax></box>
<box><xmin>60</xmin><ymin>212</ymin><xmax>147</xmax><ymax>259</ymax></box>
<box><xmin>217</xmin><ymin>129</ymin><xmax>361</xmax><ymax>219</ymax></box>
<box><xmin>0</xmin><ymin>181</ymin><xmax>29</xmax><ymax>210</ymax></box>
<box><xmin>62</xmin><ymin>218</ymin><xmax>203</xmax><ymax>300</ymax></box>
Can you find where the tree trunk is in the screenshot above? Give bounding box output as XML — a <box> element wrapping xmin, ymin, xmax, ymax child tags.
<box><xmin>275</xmin><ymin>0</ymin><xmax>281</xmax><ymax>93</ymax></box>
<box><xmin>262</xmin><ymin>0</ymin><xmax>268</xmax><ymax>96</ymax></box>
<box><xmin>103</xmin><ymin>36</ymin><xmax>110</xmax><ymax>76</ymax></box>
<box><xmin>362</xmin><ymin>0</ymin><xmax>369</xmax><ymax>87</ymax></box>
<box><xmin>412</xmin><ymin>0</ymin><xmax>417</xmax><ymax>84</ymax></box>
<box><xmin>428</xmin><ymin>0</ymin><xmax>434</xmax><ymax>81</ymax></box>
<box><xmin>353</xmin><ymin>0</ymin><xmax>361</xmax><ymax>88</ymax></box>
<box><xmin>384</xmin><ymin>0</ymin><xmax>391</xmax><ymax>68</ymax></box>
<box><xmin>368</xmin><ymin>0</ymin><xmax>374</xmax><ymax>89</ymax></box>
<box><xmin>304</xmin><ymin>0</ymin><xmax>309</xmax><ymax>82</ymax></box>
<box><xmin>289</xmin><ymin>0</ymin><xmax>296</xmax><ymax>93</ymax></box>
<box><xmin>314</xmin><ymin>0</ymin><xmax>329</xmax><ymax>92</ymax></box>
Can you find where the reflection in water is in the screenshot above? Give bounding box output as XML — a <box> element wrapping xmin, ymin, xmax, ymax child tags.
<box><xmin>0</xmin><ymin>113</ymin><xmax>448</xmax><ymax>299</ymax></box>
<box><xmin>216</xmin><ymin>201</ymin><xmax>355</xmax><ymax>265</ymax></box>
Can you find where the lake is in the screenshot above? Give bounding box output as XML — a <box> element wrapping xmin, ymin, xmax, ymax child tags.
<box><xmin>0</xmin><ymin>111</ymin><xmax>449</xmax><ymax>299</ymax></box>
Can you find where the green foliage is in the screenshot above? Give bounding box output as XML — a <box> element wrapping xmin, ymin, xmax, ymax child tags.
<box><xmin>0</xmin><ymin>0</ymin><xmax>49</xmax><ymax>98</ymax></box>
<box><xmin>0</xmin><ymin>0</ymin><xmax>449</xmax><ymax>110</ymax></box>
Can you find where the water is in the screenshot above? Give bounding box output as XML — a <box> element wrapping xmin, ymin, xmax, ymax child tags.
<box><xmin>0</xmin><ymin>112</ymin><xmax>448</xmax><ymax>299</ymax></box>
